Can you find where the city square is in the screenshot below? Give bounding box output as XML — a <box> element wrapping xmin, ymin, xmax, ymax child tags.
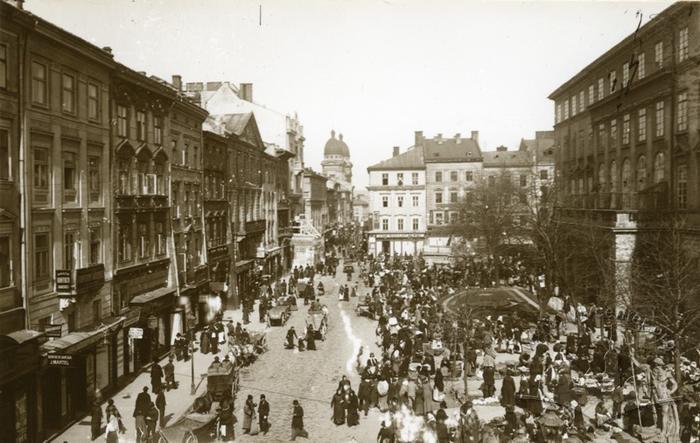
<box><xmin>0</xmin><ymin>1</ymin><xmax>699</xmax><ymax>442</ymax></box>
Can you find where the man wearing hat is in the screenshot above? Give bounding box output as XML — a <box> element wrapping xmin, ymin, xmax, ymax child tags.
<box><xmin>458</xmin><ymin>400</ymin><xmax>480</xmax><ymax>443</ymax></box>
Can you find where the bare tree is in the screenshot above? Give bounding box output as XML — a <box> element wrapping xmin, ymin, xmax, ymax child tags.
<box><xmin>631</xmin><ymin>215</ymin><xmax>700</xmax><ymax>384</ymax></box>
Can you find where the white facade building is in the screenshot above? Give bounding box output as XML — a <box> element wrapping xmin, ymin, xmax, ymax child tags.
<box><xmin>367</xmin><ymin>146</ymin><xmax>426</xmax><ymax>256</ymax></box>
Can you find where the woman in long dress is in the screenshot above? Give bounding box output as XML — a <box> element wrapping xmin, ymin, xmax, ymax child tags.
<box><xmin>243</xmin><ymin>395</ymin><xmax>256</xmax><ymax>434</ymax></box>
<box><xmin>331</xmin><ymin>389</ymin><xmax>346</xmax><ymax>425</ymax></box>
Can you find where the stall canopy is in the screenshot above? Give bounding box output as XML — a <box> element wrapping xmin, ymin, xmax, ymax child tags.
<box><xmin>130</xmin><ymin>287</ymin><xmax>176</xmax><ymax>305</ymax></box>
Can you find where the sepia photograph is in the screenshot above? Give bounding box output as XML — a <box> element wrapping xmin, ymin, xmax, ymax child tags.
<box><xmin>0</xmin><ymin>0</ymin><xmax>699</xmax><ymax>442</ymax></box>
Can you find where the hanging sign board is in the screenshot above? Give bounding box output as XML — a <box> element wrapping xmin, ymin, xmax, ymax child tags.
<box><xmin>129</xmin><ymin>327</ymin><xmax>144</xmax><ymax>339</ymax></box>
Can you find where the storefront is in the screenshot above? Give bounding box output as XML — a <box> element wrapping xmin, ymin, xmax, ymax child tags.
<box><xmin>129</xmin><ymin>286</ymin><xmax>178</xmax><ymax>365</ymax></box>
<box><xmin>40</xmin><ymin>316</ymin><xmax>123</xmax><ymax>439</ymax></box>
<box><xmin>0</xmin><ymin>330</ymin><xmax>44</xmax><ymax>443</ymax></box>
<box><xmin>234</xmin><ymin>258</ymin><xmax>255</xmax><ymax>304</ymax></box>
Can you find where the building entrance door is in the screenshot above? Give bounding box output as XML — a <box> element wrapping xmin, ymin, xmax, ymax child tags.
<box><xmin>381</xmin><ymin>241</ymin><xmax>390</xmax><ymax>255</ymax></box>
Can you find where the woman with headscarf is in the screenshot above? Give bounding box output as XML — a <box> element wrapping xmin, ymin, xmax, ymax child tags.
<box><xmin>306</xmin><ymin>323</ymin><xmax>316</xmax><ymax>351</ymax></box>
<box><xmin>331</xmin><ymin>388</ymin><xmax>346</xmax><ymax>425</ymax></box>
<box><xmin>346</xmin><ymin>389</ymin><xmax>360</xmax><ymax>427</ymax></box>
<box><xmin>500</xmin><ymin>367</ymin><xmax>516</xmax><ymax>408</ymax></box>
<box><xmin>243</xmin><ymin>395</ymin><xmax>256</xmax><ymax>434</ymax></box>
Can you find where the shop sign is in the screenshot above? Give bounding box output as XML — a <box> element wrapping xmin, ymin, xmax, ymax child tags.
<box><xmin>44</xmin><ymin>324</ymin><xmax>63</xmax><ymax>338</ymax></box>
<box><xmin>75</xmin><ymin>263</ymin><xmax>105</xmax><ymax>294</ymax></box>
<box><xmin>55</xmin><ymin>270</ymin><xmax>73</xmax><ymax>295</ymax></box>
<box><xmin>47</xmin><ymin>353</ymin><xmax>74</xmax><ymax>367</ymax></box>
<box><xmin>129</xmin><ymin>327</ymin><xmax>144</xmax><ymax>339</ymax></box>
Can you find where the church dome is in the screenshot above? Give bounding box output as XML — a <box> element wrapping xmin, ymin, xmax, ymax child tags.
<box><xmin>324</xmin><ymin>130</ymin><xmax>350</xmax><ymax>157</ymax></box>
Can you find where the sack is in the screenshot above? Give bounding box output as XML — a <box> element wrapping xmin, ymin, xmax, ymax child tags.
<box><xmin>432</xmin><ymin>386</ymin><xmax>445</xmax><ymax>402</ymax></box>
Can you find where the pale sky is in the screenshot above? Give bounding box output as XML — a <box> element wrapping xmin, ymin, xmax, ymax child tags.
<box><xmin>28</xmin><ymin>0</ymin><xmax>673</xmax><ymax>189</ymax></box>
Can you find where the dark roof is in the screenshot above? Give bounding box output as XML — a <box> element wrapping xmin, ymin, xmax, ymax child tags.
<box><xmin>519</xmin><ymin>131</ymin><xmax>555</xmax><ymax>164</ymax></box>
<box><xmin>483</xmin><ymin>150</ymin><xmax>532</xmax><ymax>168</ymax></box>
<box><xmin>423</xmin><ymin>138</ymin><xmax>481</xmax><ymax>163</ymax></box>
<box><xmin>367</xmin><ymin>146</ymin><xmax>424</xmax><ymax>171</ymax></box>
<box><xmin>324</xmin><ymin>130</ymin><xmax>350</xmax><ymax>157</ymax></box>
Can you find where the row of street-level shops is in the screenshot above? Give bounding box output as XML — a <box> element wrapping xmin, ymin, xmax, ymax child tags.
<box><xmin>0</xmin><ymin>245</ymin><xmax>293</xmax><ymax>442</ymax></box>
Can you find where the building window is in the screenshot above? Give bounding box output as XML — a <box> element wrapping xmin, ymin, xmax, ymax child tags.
<box><xmin>63</xmin><ymin>152</ymin><xmax>77</xmax><ymax>197</ymax></box>
<box><xmin>117</xmin><ymin>158</ymin><xmax>131</xmax><ymax>195</ymax></box>
<box><xmin>173</xmin><ymin>184</ymin><xmax>180</xmax><ymax>217</ymax></box>
<box><xmin>381</xmin><ymin>173</ymin><xmax>388</xmax><ymax>186</ymax></box>
<box><xmin>609</xmin><ymin>70</ymin><xmax>617</xmax><ymax>93</ymax></box>
<box><xmin>117</xmin><ymin>105</ymin><xmax>128</xmax><ymax>137</ymax></box>
<box><xmin>381</xmin><ymin>219</ymin><xmax>388</xmax><ymax>231</ymax></box>
<box><xmin>33</xmin><ymin>148</ymin><xmax>49</xmax><ymax>191</ymax></box>
<box><xmin>588</xmin><ymin>84</ymin><xmax>595</xmax><ymax>105</ymax></box>
<box><xmin>138</xmin><ymin>222</ymin><xmax>149</xmax><ymax>258</ymax></box>
<box><xmin>563</xmin><ymin>99</ymin><xmax>569</xmax><ymax>120</ymax></box>
<box><xmin>87</xmin><ymin>83</ymin><xmax>100</xmax><ymax>120</ymax></box>
<box><xmin>679</xmin><ymin>27</ymin><xmax>689</xmax><ymax>62</ymax></box>
<box><xmin>171</xmin><ymin>140</ymin><xmax>178</xmax><ymax>165</ymax></box>
<box><xmin>89</xmin><ymin>227</ymin><xmax>101</xmax><ymax>265</ymax></box>
<box><xmin>193</xmin><ymin>146</ymin><xmax>199</xmax><ymax>169</ymax></box>
<box><xmin>677</xmin><ymin>92</ymin><xmax>688</xmax><ymax>132</ymax></box>
<box><xmin>32</xmin><ymin>62</ymin><xmax>47</xmax><ymax>105</ymax></box>
<box><xmin>382</xmin><ymin>196</ymin><xmax>388</xmax><ymax>207</ymax></box>
<box><xmin>34</xmin><ymin>232</ymin><xmax>50</xmax><ymax>280</ymax></box>
<box><xmin>396</xmin><ymin>173</ymin><xmax>404</xmax><ymax>186</ymax></box>
<box><xmin>0</xmin><ymin>236</ymin><xmax>11</xmax><ymax>288</ymax></box>
<box><xmin>118</xmin><ymin>222</ymin><xmax>132</xmax><ymax>262</ymax></box>
<box><xmin>412</xmin><ymin>195</ymin><xmax>419</xmax><ymax>207</ymax></box>
<box><xmin>61</xmin><ymin>73</ymin><xmax>75</xmax><ymax>113</ymax></box>
<box><xmin>435</xmin><ymin>171</ymin><xmax>442</xmax><ymax>182</ymax></box>
<box><xmin>610</xmin><ymin>119</ymin><xmax>617</xmax><ymax>148</ymax></box>
<box><xmin>622</xmin><ymin>62</ymin><xmax>629</xmax><ymax>87</ymax></box>
<box><xmin>654</xmin><ymin>41</ymin><xmax>663</xmax><ymax>68</ymax></box>
<box><xmin>520</xmin><ymin>174</ymin><xmax>527</xmax><ymax>187</ymax></box>
<box><xmin>136</xmin><ymin>111</ymin><xmax>146</xmax><ymax>141</ymax></box>
<box><xmin>0</xmin><ymin>44</ymin><xmax>6</xmax><ymax>89</ymax></box>
<box><xmin>435</xmin><ymin>212</ymin><xmax>443</xmax><ymax>225</ymax></box>
<box><xmin>397</xmin><ymin>218</ymin><xmax>404</xmax><ymax>231</ymax></box>
<box><xmin>556</xmin><ymin>104</ymin><xmax>562</xmax><ymax>123</ymax></box>
<box><xmin>0</xmin><ymin>128</ymin><xmax>8</xmax><ymax>180</ymax></box>
<box><xmin>435</xmin><ymin>192</ymin><xmax>442</xmax><ymax>204</ymax></box>
<box><xmin>488</xmin><ymin>175</ymin><xmax>496</xmax><ymax>187</ymax></box>
<box><xmin>677</xmin><ymin>165</ymin><xmax>688</xmax><ymax>209</ymax></box>
<box><xmin>638</xmin><ymin>108</ymin><xmax>647</xmax><ymax>142</ymax></box>
<box><xmin>154</xmin><ymin>162</ymin><xmax>165</xmax><ymax>195</ymax></box>
<box><xmin>93</xmin><ymin>299</ymin><xmax>101</xmax><ymax>324</ymax></box>
<box><xmin>465</xmin><ymin>171</ymin><xmax>473</xmax><ymax>181</ymax></box>
<box><xmin>622</xmin><ymin>114</ymin><xmax>630</xmax><ymax>145</ymax></box>
<box><xmin>654</xmin><ymin>152</ymin><xmax>665</xmax><ymax>183</ymax></box>
<box><xmin>412</xmin><ymin>218</ymin><xmax>419</xmax><ymax>231</ymax></box>
<box><xmin>597</xmin><ymin>78</ymin><xmax>604</xmax><ymax>101</ymax></box>
<box><xmin>450</xmin><ymin>190</ymin><xmax>458</xmax><ymax>203</ymax></box>
<box><xmin>411</xmin><ymin>172</ymin><xmax>419</xmax><ymax>185</ymax></box>
<box><xmin>88</xmin><ymin>156</ymin><xmax>100</xmax><ymax>202</ymax></box>
<box><xmin>638</xmin><ymin>52</ymin><xmax>645</xmax><ymax>80</ymax></box>
<box><xmin>540</xmin><ymin>169</ymin><xmax>548</xmax><ymax>180</ymax></box>
<box><xmin>397</xmin><ymin>195</ymin><xmax>404</xmax><ymax>207</ymax></box>
<box><xmin>571</xmin><ymin>96</ymin><xmax>577</xmax><ymax>116</ymax></box>
<box><xmin>637</xmin><ymin>155</ymin><xmax>647</xmax><ymax>191</ymax></box>
<box><xmin>578</xmin><ymin>91</ymin><xmax>584</xmax><ymax>112</ymax></box>
<box><xmin>654</xmin><ymin>101</ymin><xmax>665</xmax><ymax>137</ymax></box>
<box><xmin>153</xmin><ymin>116</ymin><xmax>163</xmax><ymax>145</ymax></box>
<box><xmin>450</xmin><ymin>171</ymin><xmax>458</xmax><ymax>182</ymax></box>
<box><xmin>64</xmin><ymin>232</ymin><xmax>78</xmax><ymax>271</ymax></box>
<box><xmin>155</xmin><ymin>221</ymin><xmax>165</xmax><ymax>255</ymax></box>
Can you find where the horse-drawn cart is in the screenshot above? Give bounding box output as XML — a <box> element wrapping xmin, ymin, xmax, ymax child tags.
<box><xmin>269</xmin><ymin>304</ymin><xmax>291</xmax><ymax>326</ymax></box>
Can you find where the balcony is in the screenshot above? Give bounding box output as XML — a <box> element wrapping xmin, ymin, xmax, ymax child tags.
<box><xmin>245</xmin><ymin>220</ymin><xmax>266</xmax><ymax>234</ymax></box>
<box><xmin>116</xmin><ymin>194</ymin><xmax>168</xmax><ymax>211</ymax></box>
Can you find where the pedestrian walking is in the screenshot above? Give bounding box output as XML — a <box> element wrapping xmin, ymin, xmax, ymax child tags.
<box><xmin>91</xmin><ymin>398</ymin><xmax>103</xmax><ymax>440</ymax></box>
<box><xmin>133</xmin><ymin>387</ymin><xmax>150</xmax><ymax>443</ymax></box>
<box><xmin>105</xmin><ymin>399</ymin><xmax>125</xmax><ymax>434</ymax></box>
<box><xmin>155</xmin><ymin>388</ymin><xmax>167</xmax><ymax>428</ymax></box>
<box><xmin>291</xmin><ymin>399</ymin><xmax>308</xmax><ymax>440</ymax></box>
<box><xmin>243</xmin><ymin>394</ymin><xmax>256</xmax><ymax>434</ymax></box>
<box><xmin>105</xmin><ymin>415</ymin><xmax>119</xmax><ymax>443</ymax></box>
<box><xmin>150</xmin><ymin>360</ymin><xmax>163</xmax><ymax>393</ymax></box>
<box><xmin>164</xmin><ymin>356</ymin><xmax>176</xmax><ymax>390</ymax></box>
<box><xmin>259</xmin><ymin>394</ymin><xmax>270</xmax><ymax>435</ymax></box>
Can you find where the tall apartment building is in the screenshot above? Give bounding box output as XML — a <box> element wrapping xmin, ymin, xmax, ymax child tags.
<box><xmin>423</xmin><ymin>131</ymin><xmax>483</xmax><ymax>264</ymax></box>
<box><xmin>367</xmin><ymin>145</ymin><xmax>426</xmax><ymax>256</ymax></box>
<box><xmin>549</xmin><ymin>2</ymin><xmax>700</xmax><ymax>302</ymax></box>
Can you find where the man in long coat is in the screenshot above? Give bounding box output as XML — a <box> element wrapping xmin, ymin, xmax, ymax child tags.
<box><xmin>258</xmin><ymin>394</ymin><xmax>270</xmax><ymax>435</ymax></box>
<box><xmin>458</xmin><ymin>401</ymin><xmax>481</xmax><ymax>443</ymax></box>
<box><xmin>150</xmin><ymin>361</ymin><xmax>163</xmax><ymax>394</ymax></box>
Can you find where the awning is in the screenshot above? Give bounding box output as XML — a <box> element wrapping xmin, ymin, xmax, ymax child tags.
<box><xmin>235</xmin><ymin>259</ymin><xmax>254</xmax><ymax>271</ymax></box>
<box><xmin>130</xmin><ymin>287</ymin><xmax>176</xmax><ymax>305</ymax></box>
<box><xmin>3</xmin><ymin>329</ymin><xmax>45</xmax><ymax>345</ymax></box>
<box><xmin>41</xmin><ymin>316</ymin><xmax>124</xmax><ymax>355</ymax></box>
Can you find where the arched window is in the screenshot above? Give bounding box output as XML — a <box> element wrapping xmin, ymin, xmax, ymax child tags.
<box><xmin>609</xmin><ymin>160</ymin><xmax>618</xmax><ymax>192</ymax></box>
<box><xmin>636</xmin><ymin>155</ymin><xmax>647</xmax><ymax>191</ymax></box>
<box><xmin>621</xmin><ymin>159</ymin><xmax>631</xmax><ymax>192</ymax></box>
<box><xmin>654</xmin><ymin>152</ymin><xmax>665</xmax><ymax>183</ymax></box>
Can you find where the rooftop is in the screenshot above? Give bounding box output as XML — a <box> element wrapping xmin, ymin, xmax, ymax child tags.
<box><xmin>367</xmin><ymin>146</ymin><xmax>425</xmax><ymax>171</ymax></box>
<box><xmin>423</xmin><ymin>136</ymin><xmax>482</xmax><ymax>163</ymax></box>
<box><xmin>483</xmin><ymin>148</ymin><xmax>532</xmax><ymax>168</ymax></box>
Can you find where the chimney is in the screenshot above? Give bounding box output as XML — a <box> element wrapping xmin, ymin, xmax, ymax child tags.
<box><xmin>102</xmin><ymin>46</ymin><xmax>113</xmax><ymax>55</ymax></box>
<box><xmin>171</xmin><ymin>75</ymin><xmax>182</xmax><ymax>91</ymax></box>
<box><xmin>496</xmin><ymin>145</ymin><xmax>508</xmax><ymax>152</ymax></box>
<box><xmin>137</xmin><ymin>71</ymin><xmax>147</xmax><ymax>76</ymax></box>
<box><xmin>239</xmin><ymin>83</ymin><xmax>253</xmax><ymax>101</ymax></box>
<box><xmin>414</xmin><ymin>131</ymin><xmax>424</xmax><ymax>147</ymax></box>
<box><xmin>455</xmin><ymin>133</ymin><xmax>461</xmax><ymax>144</ymax></box>
<box><xmin>436</xmin><ymin>133</ymin><xmax>443</xmax><ymax>143</ymax></box>
<box><xmin>393</xmin><ymin>146</ymin><xmax>400</xmax><ymax>157</ymax></box>
<box><xmin>471</xmin><ymin>130</ymin><xmax>479</xmax><ymax>144</ymax></box>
